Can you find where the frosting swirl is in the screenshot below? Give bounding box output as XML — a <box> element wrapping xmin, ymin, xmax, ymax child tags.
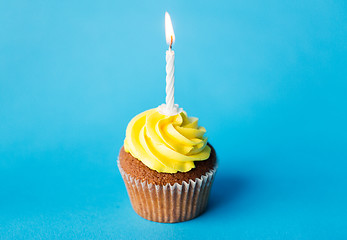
<box><xmin>124</xmin><ymin>108</ymin><xmax>211</xmax><ymax>173</ymax></box>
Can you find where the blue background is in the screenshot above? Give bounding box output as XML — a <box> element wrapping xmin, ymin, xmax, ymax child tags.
<box><xmin>1</xmin><ymin>0</ymin><xmax>346</xmax><ymax>239</ymax></box>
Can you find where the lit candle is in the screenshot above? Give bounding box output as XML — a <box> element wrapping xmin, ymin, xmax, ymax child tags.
<box><xmin>158</xmin><ymin>12</ymin><xmax>182</xmax><ymax>116</ymax></box>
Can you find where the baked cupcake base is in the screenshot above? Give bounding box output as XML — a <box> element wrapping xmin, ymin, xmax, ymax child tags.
<box><xmin>118</xmin><ymin>144</ymin><xmax>217</xmax><ymax>223</ymax></box>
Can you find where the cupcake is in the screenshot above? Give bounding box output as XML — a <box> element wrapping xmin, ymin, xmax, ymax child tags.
<box><xmin>118</xmin><ymin>108</ymin><xmax>217</xmax><ymax>223</ymax></box>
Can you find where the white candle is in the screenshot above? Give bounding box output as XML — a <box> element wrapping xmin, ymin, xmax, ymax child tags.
<box><xmin>158</xmin><ymin>12</ymin><xmax>182</xmax><ymax>116</ymax></box>
<box><xmin>166</xmin><ymin>48</ymin><xmax>175</xmax><ymax>110</ymax></box>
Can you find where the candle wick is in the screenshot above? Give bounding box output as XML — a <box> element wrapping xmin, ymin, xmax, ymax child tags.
<box><xmin>170</xmin><ymin>35</ymin><xmax>173</xmax><ymax>50</ymax></box>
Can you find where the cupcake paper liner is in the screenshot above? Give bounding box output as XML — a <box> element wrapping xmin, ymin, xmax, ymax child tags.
<box><xmin>117</xmin><ymin>160</ymin><xmax>217</xmax><ymax>223</ymax></box>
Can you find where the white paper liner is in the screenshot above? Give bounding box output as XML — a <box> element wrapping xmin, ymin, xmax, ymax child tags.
<box><xmin>118</xmin><ymin>160</ymin><xmax>217</xmax><ymax>223</ymax></box>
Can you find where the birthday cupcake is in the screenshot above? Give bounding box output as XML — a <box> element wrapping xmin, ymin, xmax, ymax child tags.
<box><xmin>118</xmin><ymin>107</ymin><xmax>217</xmax><ymax>223</ymax></box>
<box><xmin>117</xmin><ymin>12</ymin><xmax>217</xmax><ymax>223</ymax></box>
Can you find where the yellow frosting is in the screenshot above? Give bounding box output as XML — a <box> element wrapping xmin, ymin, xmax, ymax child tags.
<box><xmin>124</xmin><ymin>108</ymin><xmax>211</xmax><ymax>173</ymax></box>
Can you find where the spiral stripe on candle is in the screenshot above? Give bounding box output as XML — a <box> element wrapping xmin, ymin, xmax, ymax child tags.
<box><xmin>166</xmin><ymin>50</ymin><xmax>175</xmax><ymax>111</ymax></box>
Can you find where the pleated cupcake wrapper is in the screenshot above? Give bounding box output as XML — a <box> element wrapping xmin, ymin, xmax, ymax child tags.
<box><xmin>117</xmin><ymin>160</ymin><xmax>217</xmax><ymax>223</ymax></box>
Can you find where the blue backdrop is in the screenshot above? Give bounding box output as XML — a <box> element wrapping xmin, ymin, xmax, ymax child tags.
<box><xmin>1</xmin><ymin>0</ymin><xmax>346</xmax><ymax>239</ymax></box>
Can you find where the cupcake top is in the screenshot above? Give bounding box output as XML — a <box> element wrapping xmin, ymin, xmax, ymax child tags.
<box><xmin>124</xmin><ymin>108</ymin><xmax>211</xmax><ymax>173</ymax></box>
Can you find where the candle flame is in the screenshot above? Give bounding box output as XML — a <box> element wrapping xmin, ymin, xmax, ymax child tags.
<box><xmin>165</xmin><ymin>12</ymin><xmax>175</xmax><ymax>48</ymax></box>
